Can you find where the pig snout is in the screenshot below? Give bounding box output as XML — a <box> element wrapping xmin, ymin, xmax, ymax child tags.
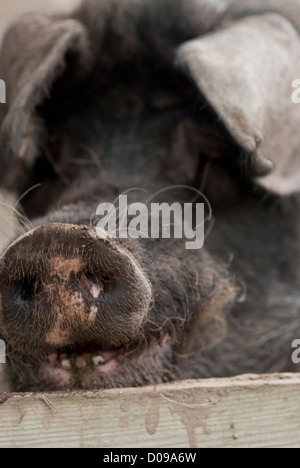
<box><xmin>0</xmin><ymin>223</ymin><xmax>152</xmax><ymax>356</ymax></box>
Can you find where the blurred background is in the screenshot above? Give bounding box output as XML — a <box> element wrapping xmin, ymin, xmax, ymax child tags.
<box><xmin>0</xmin><ymin>0</ymin><xmax>80</xmax><ymax>39</ymax></box>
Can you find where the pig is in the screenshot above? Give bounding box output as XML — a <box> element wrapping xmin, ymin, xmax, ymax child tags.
<box><xmin>0</xmin><ymin>0</ymin><xmax>299</xmax><ymax>391</ymax></box>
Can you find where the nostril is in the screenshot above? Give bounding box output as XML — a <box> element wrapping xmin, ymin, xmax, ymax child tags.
<box><xmin>80</xmin><ymin>272</ymin><xmax>104</xmax><ymax>299</ymax></box>
<box><xmin>13</xmin><ymin>276</ymin><xmax>42</xmax><ymax>304</ymax></box>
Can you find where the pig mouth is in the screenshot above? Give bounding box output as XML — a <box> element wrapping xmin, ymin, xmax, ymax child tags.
<box><xmin>45</xmin><ymin>342</ymin><xmax>122</xmax><ymax>373</ymax></box>
<box><xmin>37</xmin><ymin>336</ymin><xmax>173</xmax><ymax>390</ymax></box>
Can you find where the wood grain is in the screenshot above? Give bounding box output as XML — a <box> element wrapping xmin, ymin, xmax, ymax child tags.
<box><xmin>0</xmin><ymin>374</ymin><xmax>300</xmax><ymax>448</ymax></box>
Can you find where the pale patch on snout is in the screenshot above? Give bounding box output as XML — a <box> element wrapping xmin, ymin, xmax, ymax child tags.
<box><xmin>45</xmin><ymin>326</ymin><xmax>71</xmax><ymax>348</ymax></box>
<box><xmin>50</xmin><ymin>257</ymin><xmax>84</xmax><ymax>281</ymax></box>
<box><xmin>45</xmin><ymin>284</ymin><xmax>98</xmax><ymax>346</ymax></box>
<box><xmin>45</xmin><ymin>257</ymin><xmax>98</xmax><ymax>346</ymax></box>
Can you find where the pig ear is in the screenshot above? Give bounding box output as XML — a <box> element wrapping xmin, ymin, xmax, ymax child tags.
<box><xmin>0</xmin><ymin>14</ymin><xmax>92</xmax><ymax>192</ymax></box>
<box><xmin>177</xmin><ymin>13</ymin><xmax>300</xmax><ymax>196</ymax></box>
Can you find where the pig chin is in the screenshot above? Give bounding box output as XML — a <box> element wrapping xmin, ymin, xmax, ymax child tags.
<box><xmin>36</xmin><ymin>336</ymin><xmax>173</xmax><ymax>391</ymax></box>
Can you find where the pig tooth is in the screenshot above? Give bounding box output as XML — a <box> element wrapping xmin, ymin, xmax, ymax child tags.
<box><xmin>76</xmin><ymin>356</ymin><xmax>87</xmax><ymax>370</ymax></box>
<box><xmin>48</xmin><ymin>353</ymin><xmax>58</xmax><ymax>364</ymax></box>
<box><xmin>61</xmin><ymin>359</ymin><xmax>72</xmax><ymax>371</ymax></box>
<box><xmin>59</xmin><ymin>353</ymin><xmax>68</xmax><ymax>361</ymax></box>
<box><xmin>92</xmin><ymin>355</ymin><xmax>106</xmax><ymax>366</ymax></box>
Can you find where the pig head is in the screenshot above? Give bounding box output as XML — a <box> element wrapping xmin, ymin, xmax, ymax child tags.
<box><xmin>0</xmin><ymin>0</ymin><xmax>299</xmax><ymax>391</ymax></box>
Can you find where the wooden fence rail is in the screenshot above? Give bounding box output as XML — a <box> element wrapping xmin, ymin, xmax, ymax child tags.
<box><xmin>0</xmin><ymin>373</ymin><xmax>300</xmax><ymax>448</ymax></box>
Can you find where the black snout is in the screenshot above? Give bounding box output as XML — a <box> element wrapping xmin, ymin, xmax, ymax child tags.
<box><xmin>0</xmin><ymin>223</ymin><xmax>152</xmax><ymax>354</ymax></box>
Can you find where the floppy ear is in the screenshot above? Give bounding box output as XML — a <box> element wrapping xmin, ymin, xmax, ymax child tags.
<box><xmin>177</xmin><ymin>13</ymin><xmax>300</xmax><ymax>196</ymax></box>
<box><xmin>0</xmin><ymin>14</ymin><xmax>92</xmax><ymax>192</ymax></box>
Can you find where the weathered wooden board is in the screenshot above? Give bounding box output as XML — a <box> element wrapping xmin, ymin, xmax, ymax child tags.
<box><xmin>0</xmin><ymin>373</ymin><xmax>300</xmax><ymax>448</ymax></box>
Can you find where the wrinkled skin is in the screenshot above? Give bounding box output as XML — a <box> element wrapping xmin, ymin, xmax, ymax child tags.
<box><xmin>0</xmin><ymin>0</ymin><xmax>299</xmax><ymax>391</ymax></box>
